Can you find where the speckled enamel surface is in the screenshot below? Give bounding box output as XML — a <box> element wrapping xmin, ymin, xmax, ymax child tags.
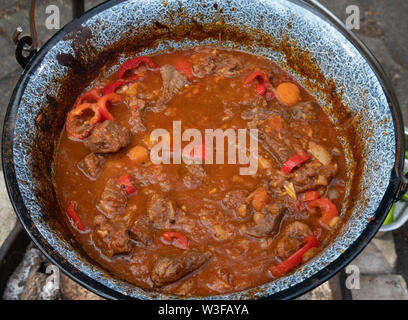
<box><xmin>6</xmin><ymin>0</ymin><xmax>397</xmax><ymax>299</ymax></box>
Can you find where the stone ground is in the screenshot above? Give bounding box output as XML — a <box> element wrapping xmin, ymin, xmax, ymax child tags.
<box><xmin>0</xmin><ymin>0</ymin><xmax>407</xmax><ymax>300</ymax></box>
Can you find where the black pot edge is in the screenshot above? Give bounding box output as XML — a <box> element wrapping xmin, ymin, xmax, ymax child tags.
<box><xmin>1</xmin><ymin>0</ymin><xmax>404</xmax><ymax>300</ymax></box>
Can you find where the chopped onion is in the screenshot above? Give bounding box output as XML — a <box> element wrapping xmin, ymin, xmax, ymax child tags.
<box><xmin>283</xmin><ymin>181</ymin><xmax>297</xmax><ymax>200</ymax></box>
<box><xmin>308</xmin><ymin>141</ymin><xmax>332</xmax><ymax>166</ymax></box>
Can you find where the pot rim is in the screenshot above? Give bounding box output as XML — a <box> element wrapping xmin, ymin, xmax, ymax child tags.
<box><xmin>1</xmin><ymin>0</ymin><xmax>405</xmax><ymax>300</ymax></box>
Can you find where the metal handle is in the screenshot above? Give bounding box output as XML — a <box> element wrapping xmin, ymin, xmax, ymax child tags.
<box><xmin>13</xmin><ymin>0</ymin><xmax>37</xmax><ymax>68</ymax></box>
<box><xmin>12</xmin><ymin>0</ymin><xmax>85</xmax><ymax>68</ymax></box>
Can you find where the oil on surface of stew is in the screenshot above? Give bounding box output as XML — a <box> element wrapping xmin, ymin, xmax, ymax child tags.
<box><xmin>54</xmin><ymin>46</ymin><xmax>347</xmax><ymax>296</ymax></box>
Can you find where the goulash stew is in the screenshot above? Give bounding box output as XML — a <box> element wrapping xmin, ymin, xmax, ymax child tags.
<box><xmin>55</xmin><ymin>46</ymin><xmax>346</xmax><ymax>296</ymax></box>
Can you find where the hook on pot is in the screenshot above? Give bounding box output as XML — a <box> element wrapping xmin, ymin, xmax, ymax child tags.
<box><xmin>13</xmin><ymin>0</ymin><xmax>38</xmax><ymax>68</ymax></box>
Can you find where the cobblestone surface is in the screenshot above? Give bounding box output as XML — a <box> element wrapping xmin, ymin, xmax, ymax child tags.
<box><xmin>0</xmin><ymin>0</ymin><xmax>407</xmax><ymax>300</ymax></box>
<box><xmin>351</xmin><ymin>274</ymin><xmax>408</xmax><ymax>300</ymax></box>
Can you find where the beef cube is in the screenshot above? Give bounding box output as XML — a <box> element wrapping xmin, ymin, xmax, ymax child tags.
<box><xmin>151</xmin><ymin>250</ymin><xmax>212</xmax><ymax>287</ymax></box>
<box><xmin>97</xmin><ymin>178</ymin><xmax>128</xmax><ymax>218</ymax></box>
<box><xmin>146</xmin><ymin>192</ymin><xmax>175</xmax><ymax>229</ymax></box>
<box><xmin>190</xmin><ymin>51</ymin><xmax>242</xmax><ymax>78</ymax></box>
<box><xmin>129</xmin><ymin>216</ymin><xmax>153</xmax><ymax>246</ymax></box>
<box><xmin>84</xmin><ymin>120</ymin><xmax>131</xmax><ymax>153</ymax></box>
<box><xmin>157</xmin><ymin>64</ymin><xmax>190</xmax><ymax>106</ymax></box>
<box><xmin>291</xmin><ymin>160</ymin><xmax>338</xmax><ymax>192</ymax></box>
<box><xmin>222</xmin><ymin>189</ymin><xmax>248</xmax><ymax>210</ymax></box>
<box><xmin>243</xmin><ymin>202</ymin><xmax>283</xmax><ymax>238</ymax></box>
<box><xmin>180</xmin><ymin>164</ymin><xmax>207</xmax><ymax>190</ymax></box>
<box><xmin>77</xmin><ymin>153</ymin><xmax>104</xmax><ymax>180</ymax></box>
<box><xmin>214</xmin><ymin>53</ymin><xmax>242</xmax><ymax>77</ymax></box>
<box><xmin>191</xmin><ymin>54</ymin><xmax>216</xmax><ymax>78</ymax></box>
<box><xmin>275</xmin><ymin>221</ymin><xmax>312</xmax><ymax>260</ymax></box>
<box><xmin>131</xmin><ymin>164</ymin><xmax>170</xmax><ymax>192</ymax></box>
<box><xmin>127</xmin><ymin>97</ymin><xmax>146</xmax><ymax>134</ymax></box>
<box><xmin>92</xmin><ymin>215</ymin><xmax>132</xmax><ymax>258</ymax></box>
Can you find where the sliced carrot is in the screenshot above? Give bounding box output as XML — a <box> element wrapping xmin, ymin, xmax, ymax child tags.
<box><xmin>251</xmin><ymin>187</ymin><xmax>269</xmax><ymax>211</ymax></box>
<box><xmin>301</xmin><ymin>191</ymin><xmax>320</xmax><ymax>202</ymax></box>
<box><xmin>276</xmin><ymin>82</ymin><xmax>301</xmax><ymax>106</ymax></box>
<box><xmin>266</xmin><ymin>115</ymin><xmax>285</xmax><ymax>130</ymax></box>
<box><xmin>127</xmin><ymin>145</ymin><xmax>149</xmax><ymax>164</ymax></box>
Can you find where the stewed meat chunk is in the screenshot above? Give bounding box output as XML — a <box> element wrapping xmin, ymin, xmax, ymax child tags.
<box><xmin>131</xmin><ymin>164</ymin><xmax>170</xmax><ymax>192</ymax></box>
<box><xmin>222</xmin><ymin>189</ymin><xmax>248</xmax><ymax>211</ymax></box>
<box><xmin>77</xmin><ymin>153</ymin><xmax>105</xmax><ymax>180</ymax></box>
<box><xmin>190</xmin><ymin>51</ymin><xmax>242</xmax><ymax>78</ymax></box>
<box><xmin>214</xmin><ymin>53</ymin><xmax>242</xmax><ymax>77</ymax></box>
<box><xmin>84</xmin><ymin>120</ymin><xmax>131</xmax><ymax>153</ymax></box>
<box><xmin>180</xmin><ymin>164</ymin><xmax>207</xmax><ymax>190</ymax></box>
<box><xmin>97</xmin><ymin>178</ymin><xmax>127</xmax><ymax>218</ymax></box>
<box><xmin>243</xmin><ymin>202</ymin><xmax>283</xmax><ymax>238</ymax></box>
<box><xmin>129</xmin><ymin>216</ymin><xmax>153</xmax><ymax>246</ymax></box>
<box><xmin>146</xmin><ymin>192</ymin><xmax>176</xmax><ymax>229</ymax></box>
<box><xmin>92</xmin><ymin>215</ymin><xmax>132</xmax><ymax>258</ymax></box>
<box><xmin>127</xmin><ymin>96</ymin><xmax>146</xmax><ymax>134</ymax></box>
<box><xmin>275</xmin><ymin>221</ymin><xmax>312</xmax><ymax>260</ymax></box>
<box><xmin>158</xmin><ymin>64</ymin><xmax>190</xmax><ymax>106</ymax></box>
<box><xmin>151</xmin><ymin>250</ymin><xmax>212</xmax><ymax>287</ymax></box>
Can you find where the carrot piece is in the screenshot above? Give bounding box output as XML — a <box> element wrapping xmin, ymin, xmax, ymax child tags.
<box><xmin>276</xmin><ymin>82</ymin><xmax>301</xmax><ymax>106</ymax></box>
<box><xmin>301</xmin><ymin>191</ymin><xmax>320</xmax><ymax>202</ymax></box>
<box><xmin>127</xmin><ymin>145</ymin><xmax>149</xmax><ymax>164</ymax></box>
<box><xmin>266</xmin><ymin>115</ymin><xmax>285</xmax><ymax>130</ymax></box>
<box><xmin>251</xmin><ymin>187</ymin><xmax>269</xmax><ymax>211</ymax></box>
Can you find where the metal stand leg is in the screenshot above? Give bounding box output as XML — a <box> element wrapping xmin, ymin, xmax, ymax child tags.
<box><xmin>72</xmin><ymin>0</ymin><xmax>85</xmax><ymax>19</ymax></box>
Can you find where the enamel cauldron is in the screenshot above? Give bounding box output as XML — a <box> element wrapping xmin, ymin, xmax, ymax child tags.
<box><xmin>2</xmin><ymin>0</ymin><xmax>407</xmax><ymax>299</ymax></box>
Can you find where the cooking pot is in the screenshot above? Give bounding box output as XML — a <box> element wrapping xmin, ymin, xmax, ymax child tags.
<box><xmin>2</xmin><ymin>0</ymin><xmax>407</xmax><ymax>299</ymax></box>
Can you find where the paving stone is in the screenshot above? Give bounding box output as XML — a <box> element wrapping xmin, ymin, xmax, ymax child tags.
<box><xmin>351</xmin><ymin>274</ymin><xmax>408</xmax><ymax>300</ymax></box>
<box><xmin>352</xmin><ymin>232</ymin><xmax>397</xmax><ymax>274</ymax></box>
<box><xmin>296</xmin><ymin>281</ymin><xmax>334</xmax><ymax>300</ymax></box>
<box><xmin>0</xmin><ymin>172</ymin><xmax>16</xmax><ymax>247</ymax></box>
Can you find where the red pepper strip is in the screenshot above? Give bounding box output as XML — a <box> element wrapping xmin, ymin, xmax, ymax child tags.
<box><xmin>173</xmin><ymin>58</ymin><xmax>194</xmax><ymax>79</ymax></box>
<box><xmin>102</xmin><ymin>75</ymin><xmax>141</xmax><ymax>95</ymax></box>
<box><xmin>243</xmin><ymin>71</ymin><xmax>271</xmax><ymax>86</ymax></box>
<box><xmin>118</xmin><ymin>174</ymin><xmax>136</xmax><ymax>195</ymax></box>
<box><xmin>308</xmin><ymin>197</ymin><xmax>339</xmax><ymax>226</ymax></box>
<box><xmin>302</xmin><ymin>191</ymin><xmax>320</xmax><ymax>202</ymax></box>
<box><xmin>75</xmin><ymin>88</ymin><xmax>102</xmax><ymax>107</ymax></box>
<box><xmin>269</xmin><ymin>234</ymin><xmax>320</xmax><ymax>277</ymax></box>
<box><xmin>117</xmin><ymin>56</ymin><xmax>159</xmax><ymax>80</ymax></box>
<box><xmin>281</xmin><ymin>151</ymin><xmax>310</xmax><ymax>175</ymax></box>
<box><xmin>66</xmin><ymin>201</ymin><xmax>85</xmax><ymax>231</ymax></box>
<box><xmin>255</xmin><ymin>82</ymin><xmax>267</xmax><ymax>95</ymax></box>
<box><xmin>243</xmin><ymin>71</ymin><xmax>271</xmax><ymax>96</ymax></box>
<box><xmin>66</xmin><ymin>102</ymin><xmax>102</xmax><ymax>140</ymax></box>
<box><xmin>160</xmin><ymin>232</ymin><xmax>189</xmax><ymax>249</ymax></box>
<box><xmin>97</xmin><ymin>93</ymin><xmax>123</xmax><ymax>120</ymax></box>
